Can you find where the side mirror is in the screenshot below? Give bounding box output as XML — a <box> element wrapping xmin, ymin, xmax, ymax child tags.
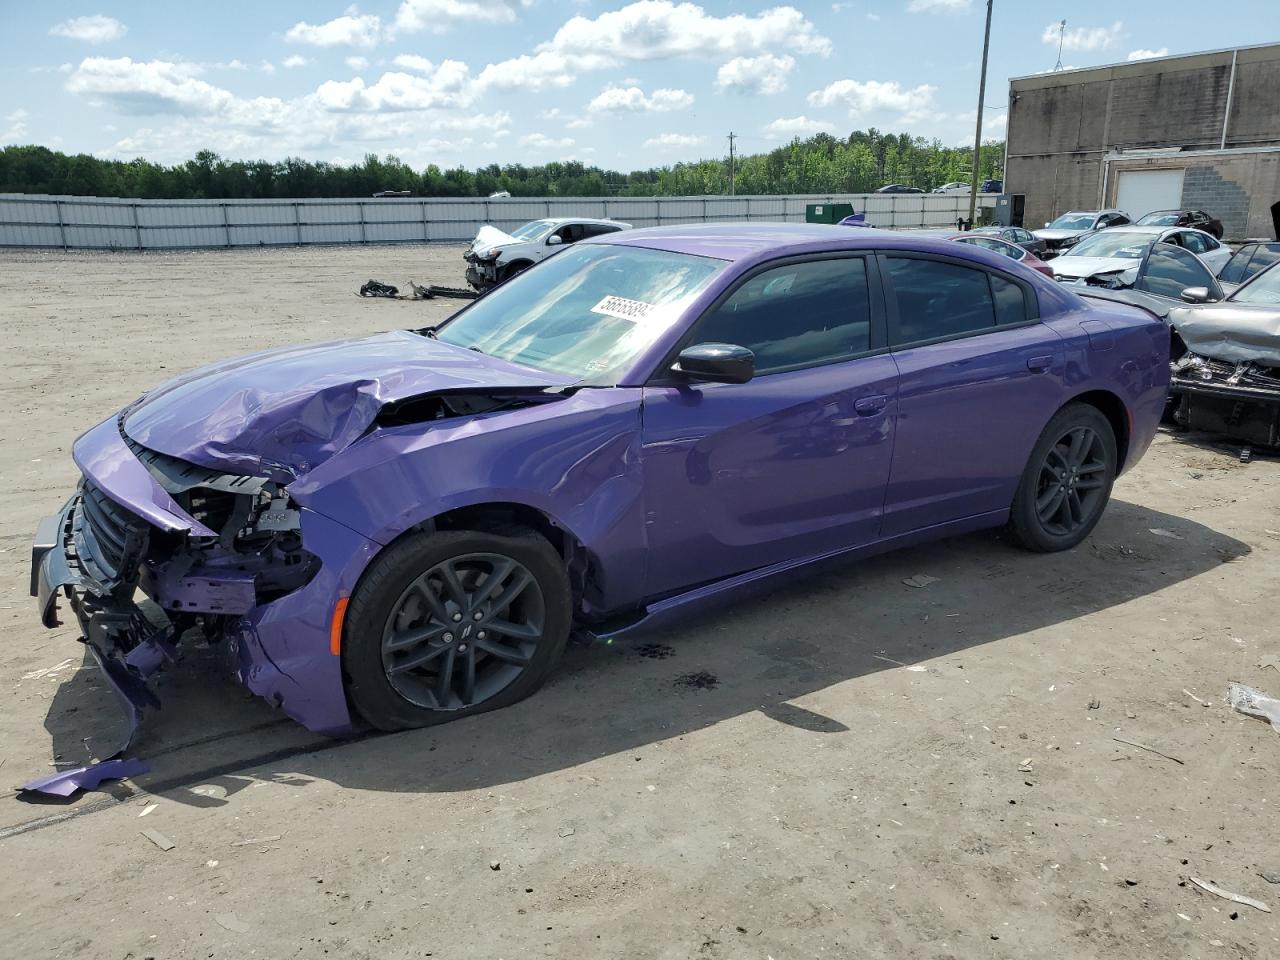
<box><xmin>1044</xmin><ymin>222</ymin><xmax>1051</xmax><ymax>229</ymax></box>
<box><xmin>672</xmin><ymin>343</ymin><xmax>754</xmax><ymax>384</ymax></box>
<box><xmin>546</xmin><ymin>234</ymin><xmax>563</xmax><ymax>246</ymax></box>
<box><xmin>1180</xmin><ymin>286</ymin><xmax>1213</xmax><ymax>304</ymax></box>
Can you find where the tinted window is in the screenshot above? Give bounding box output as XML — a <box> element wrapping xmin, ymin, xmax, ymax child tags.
<box><xmin>885</xmin><ymin>257</ymin><xmax>997</xmax><ymax>344</ymax></box>
<box><xmin>956</xmin><ymin>236</ymin><xmax>1022</xmax><ymax>261</ymax></box>
<box><xmin>1245</xmin><ymin>244</ymin><xmax>1280</xmax><ymax>281</ymax></box>
<box><xmin>1180</xmin><ymin>232</ymin><xmax>1212</xmax><ymax>255</ymax></box>
<box><xmin>1136</xmin><ymin>243</ymin><xmax>1214</xmax><ymax>299</ymax></box>
<box><xmin>1218</xmin><ymin>244</ymin><xmax>1257</xmax><ymax>284</ymax></box>
<box><xmin>582</xmin><ymin>223</ymin><xmax>622</xmax><ymax>238</ymax></box>
<box><xmin>991</xmin><ymin>275</ymin><xmax>1028</xmax><ymax>326</ymax></box>
<box><xmin>691</xmin><ymin>258</ymin><xmax>871</xmax><ymax>375</ymax></box>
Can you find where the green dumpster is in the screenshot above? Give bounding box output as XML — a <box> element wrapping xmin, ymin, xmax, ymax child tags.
<box><xmin>805</xmin><ymin>202</ymin><xmax>855</xmax><ymax>224</ymax></box>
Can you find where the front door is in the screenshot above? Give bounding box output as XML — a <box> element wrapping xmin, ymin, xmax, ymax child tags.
<box><xmin>640</xmin><ymin>254</ymin><xmax>899</xmax><ymax>598</ymax></box>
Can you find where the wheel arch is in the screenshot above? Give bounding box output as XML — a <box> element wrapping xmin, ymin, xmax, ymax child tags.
<box><xmin>1063</xmin><ymin>389</ymin><xmax>1131</xmax><ymax>470</ymax></box>
<box><xmin>354</xmin><ymin>500</ymin><xmax>598</xmax><ymax>620</ymax></box>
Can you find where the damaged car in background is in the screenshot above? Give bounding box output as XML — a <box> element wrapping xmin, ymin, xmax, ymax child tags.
<box><xmin>1168</xmin><ymin>260</ymin><xmax>1280</xmax><ymax>451</ymax></box>
<box><xmin>1033</xmin><ymin>209</ymin><xmax>1130</xmax><ymax>257</ymax></box>
<box><xmin>28</xmin><ymin>223</ymin><xmax>1170</xmax><ymax>795</ymax></box>
<box><xmin>463</xmin><ymin>216</ymin><xmax>631</xmax><ymax>291</ymax></box>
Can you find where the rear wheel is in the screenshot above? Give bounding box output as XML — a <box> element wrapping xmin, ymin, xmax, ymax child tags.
<box><xmin>1007</xmin><ymin>403</ymin><xmax>1117</xmax><ymax>552</ymax></box>
<box><xmin>343</xmin><ymin>529</ymin><xmax>571</xmax><ymax>730</ymax></box>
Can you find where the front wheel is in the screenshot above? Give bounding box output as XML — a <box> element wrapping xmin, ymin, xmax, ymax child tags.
<box><xmin>343</xmin><ymin>529</ymin><xmax>572</xmax><ymax>731</ymax></box>
<box><xmin>1007</xmin><ymin>403</ymin><xmax>1117</xmax><ymax>552</ymax></box>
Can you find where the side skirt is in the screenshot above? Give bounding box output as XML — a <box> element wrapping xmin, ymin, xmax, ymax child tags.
<box><xmin>586</xmin><ymin>508</ymin><xmax>1009</xmax><ymax>640</ymax></box>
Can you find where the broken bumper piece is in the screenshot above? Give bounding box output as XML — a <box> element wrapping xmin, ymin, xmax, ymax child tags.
<box><xmin>1172</xmin><ymin>354</ymin><xmax>1280</xmax><ymax>447</ymax></box>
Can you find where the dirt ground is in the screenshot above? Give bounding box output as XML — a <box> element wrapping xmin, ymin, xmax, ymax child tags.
<box><xmin>1</xmin><ymin>243</ymin><xmax>1279</xmax><ymax>959</ymax></box>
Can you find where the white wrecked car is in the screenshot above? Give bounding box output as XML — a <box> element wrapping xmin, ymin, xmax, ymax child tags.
<box><xmin>464</xmin><ymin>217</ymin><xmax>632</xmax><ymax>290</ymax></box>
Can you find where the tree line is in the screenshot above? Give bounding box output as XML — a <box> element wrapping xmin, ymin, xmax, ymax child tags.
<box><xmin>0</xmin><ymin>130</ymin><xmax>1004</xmax><ymax>200</ymax></box>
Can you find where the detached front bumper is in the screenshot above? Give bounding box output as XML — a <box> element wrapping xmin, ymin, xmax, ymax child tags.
<box><xmin>30</xmin><ymin>416</ymin><xmax>380</xmax><ymax>747</ymax></box>
<box><xmin>1172</xmin><ymin>355</ymin><xmax>1280</xmax><ymax>447</ymax></box>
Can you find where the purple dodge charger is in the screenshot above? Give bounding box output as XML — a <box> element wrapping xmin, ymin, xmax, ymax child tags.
<box><xmin>32</xmin><ymin>223</ymin><xmax>1169</xmax><ymax>739</ymax></box>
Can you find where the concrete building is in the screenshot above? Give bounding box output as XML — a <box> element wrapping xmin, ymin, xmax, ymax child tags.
<box><xmin>1005</xmin><ymin>43</ymin><xmax>1280</xmax><ymax>239</ymax></box>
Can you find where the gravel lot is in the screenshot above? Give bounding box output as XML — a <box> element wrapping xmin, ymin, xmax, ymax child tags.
<box><xmin>1</xmin><ymin>244</ymin><xmax>1279</xmax><ymax>959</ymax></box>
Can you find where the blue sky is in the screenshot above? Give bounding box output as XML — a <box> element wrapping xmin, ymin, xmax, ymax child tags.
<box><xmin>1</xmin><ymin>1</ymin><xmax>1274</xmax><ymax>169</ymax></box>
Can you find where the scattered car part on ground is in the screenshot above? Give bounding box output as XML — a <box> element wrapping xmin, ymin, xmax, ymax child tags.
<box><xmin>359</xmin><ymin>279</ymin><xmax>399</xmax><ymax>298</ymax></box>
<box><xmin>29</xmin><ymin>223</ymin><xmax>1168</xmax><ymax>772</ymax></box>
<box><xmin>1034</xmin><ymin>209</ymin><xmax>1131</xmax><ymax>256</ymax></box>
<box><xmin>464</xmin><ymin>217</ymin><xmax>632</xmax><ymax>291</ymax></box>
<box><xmin>1049</xmin><ymin>227</ymin><xmax>1230</xmax><ymax>287</ymax></box>
<box><xmin>1135</xmin><ymin>208</ymin><xmax>1224</xmax><ymax>239</ymax></box>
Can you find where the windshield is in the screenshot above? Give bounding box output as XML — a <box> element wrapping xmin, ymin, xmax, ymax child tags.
<box><xmin>435</xmin><ymin>244</ymin><xmax>726</xmax><ymax>379</ymax></box>
<box><xmin>1047</xmin><ymin>213</ymin><xmax>1097</xmax><ymax>230</ymax></box>
<box><xmin>1063</xmin><ymin>231</ymin><xmax>1154</xmax><ymax>259</ymax></box>
<box><xmin>1231</xmin><ymin>263</ymin><xmax>1280</xmax><ymax>306</ymax></box>
<box><xmin>1136</xmin><ymin>212</ymin><xmax>1179</xmax><ymax>226</ymax></box>
<box><xmin>510</xmin><ymin>219</ymin><xmax>555</xmax><ymax>240</ymax></box>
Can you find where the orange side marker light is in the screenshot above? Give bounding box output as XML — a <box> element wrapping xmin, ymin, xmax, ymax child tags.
<box><xmin>330</xmin><ymin>596</ymin><xmax>350</xmax><ymax>656</ymax></box>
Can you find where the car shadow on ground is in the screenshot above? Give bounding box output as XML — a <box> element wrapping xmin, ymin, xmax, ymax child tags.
<box><xmin>27</xmin><ymin>498</ymin><xmax>1247</xmax><ymax>808</ymax></box>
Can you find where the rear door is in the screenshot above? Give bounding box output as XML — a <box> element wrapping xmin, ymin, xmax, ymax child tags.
<box><xmin>640</xmin><ymin>254</ymin><xmax>898</xmax><ymax>596</ymax></box>
<box><xmin>1135</xmin><ymin>243</ymin><xmax>1223</xmax><ymax>302</ymax></box>
<box><xmin>877</xmin><ymin>252</ymin><xmax>1065</xmax><ymax>536</ymax></box>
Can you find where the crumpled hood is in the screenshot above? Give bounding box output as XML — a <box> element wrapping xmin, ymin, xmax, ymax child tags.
<box><xmin>468</xmin><ymin>224</ymin><xmax>519</xmax><ymax>257</ymax></box>
<box><xmin>1050</xmin><ymin>256</ymin><xmax>1139</xmax><ymax>280</ymax></box>
<box><xmin>1171</xmin><ymin>302</ymin><xmax>1280</xmax><ymax>366</ymax></box>
<box><xmin>122</xmin><ymin>329</ymin><xmax>572</xmax><ymax>479</ymax></box>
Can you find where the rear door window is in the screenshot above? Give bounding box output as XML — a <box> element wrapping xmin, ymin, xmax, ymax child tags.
<box><xmin>884</xmin><ymin>257</ymin><xmax>1030</xmax><ymax>345</ymax></box>
<box><xmin>1137</xmin><ymin>243</ymin><xmax>1216</xmax><ymax>299</ymax></box>
<box><xmin>1244</xmin><ymin>245</ymin><xmax>1280</xmax><ymax>282</ymax></box>
<box><xmin>1218</xmin><ymin>245</ymin><xmax>1257</xmax><ymax>284</ymax></box>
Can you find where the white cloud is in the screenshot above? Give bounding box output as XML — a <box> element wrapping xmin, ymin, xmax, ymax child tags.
<box><xmin>587</xmin><ymin>85</ymin><xmax>693</xmax><ymax>113</ymax></box>
<box><xmin>1127</xmin><ymin>47</ymin><xmax>1169</xmax><ymax>61</ymax></box>
<box><xmin>520</xmin><ymin>132</ymin><xmax>574</xmax><ymax>149</ymax></box>
<box><xmin>643</xmin><ymin>132</ymin><xmax>704</xmax><ymax>148</ymax></box>
<box><xmin>393</xmin><ymin>0</ymin><xmax>528</xmax><ymax>34</ymax></box>
<box><xmin>346</xmin><ymin>56</ymin><xmax>370</xmax><ymax>71</ymax></box>
<box><xmin>66</xmin><ymin>58</ymin><xmax>238</xmax><ymax>116</ymax></box>
<box><xmin>808</xmin><ymin>78</ymin><xmax>939</xmax><ymax>122</ymax></box>
<box><xmin>1</xmin><ymin>109</ymin><xmax>30</xmax><ymax>144</ymax></box>
<box><xmin>1041</xmin><ymin>21</ymin><xmax>1124</xmax><ymax>52</ymax></box>
<box><xmin>475</xmin><ymin>51</ymin><xmax>613</xmax><ymax>93</ymax></box>
<box><xmin>392</xmin><ymin>54</ymin><xmax>434</xmax><ymax>73</ymax></box>
<box><xmin>908</xmin><ymin>0</ymin><xmax>970</xmax><ymax>11</ymax></box>
<box><xmin>259</xmin><ymin>61</ymin><xmax>277</xmax><ymax>74</ymax></box>
<box><xmin>541</xmin><ymin>1</ymin><xmax>831</xmax><ymax>61</ymax></box>
<box><xmin>283</xmin><ymin>55</ymin><xmax>309</xmax><ymax>69</ymax></box>
<box><xmin>715</xmin><ymin>54</ymin><xmax>794</xmax><ymax>95</ymax></box>
<box><xmin>764</xmin><ymin>115</ymin><xmax>835</xmax><ymax>139</ymax></box>
<box><xmin>286</xmin><ymin>12</ymin><xmax>383</xmax><ymax>48</ymax></box>
<box><xmin>49</xmin><ymin>15</ymin><xmax>127</xmax><ymax>44</ymax></box>
<box><xmin>314</xmin><ymin>63</ymin><xmax>472</xmax><ymax>112</ymax></box>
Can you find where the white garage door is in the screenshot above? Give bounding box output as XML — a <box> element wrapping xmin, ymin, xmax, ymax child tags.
<box><xmin>1115</xmin><ymin>169</ymin><xmax>1185</xmax><ymax>220</ymax></box>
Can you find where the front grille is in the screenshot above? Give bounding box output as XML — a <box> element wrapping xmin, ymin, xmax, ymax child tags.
<box><xmin>72</xmin><ymin>481</ymin><xmax>150</xmax><ymax>588</ymax></box>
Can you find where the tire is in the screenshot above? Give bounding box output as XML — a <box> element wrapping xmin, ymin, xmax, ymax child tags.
<box><xmin>343</xmin><ymin>528</ymin><xmax>572</xmax><ymax>731</ymax></box>
<box><xmin>1006</xmin><ymin>403</ymin><xmax>1117</xmax><ymax>553</ymax></box>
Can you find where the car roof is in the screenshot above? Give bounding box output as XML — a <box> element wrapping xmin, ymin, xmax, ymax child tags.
<box><xmin>532</xmin><ymin>217</ymin><xmax>626</xmax><ymax>226</ymax></box>
<box><xmin>590</xmin><ymin>221</ymin><xmax>1032</xmax><ymax>264</ymax></box>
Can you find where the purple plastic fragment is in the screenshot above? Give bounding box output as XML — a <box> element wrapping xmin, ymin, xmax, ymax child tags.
<box><xmin>19</xmin><ymin>757</ymin><xmax>149</xmax><ymax>798</ymax></box>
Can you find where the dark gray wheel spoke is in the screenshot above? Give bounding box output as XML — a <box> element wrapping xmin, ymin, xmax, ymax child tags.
<box><xmin>1078</xmin><ymin>460</ymin><xmax>1107</xmax><ymax>476</ymax></box>
<box><xmin>386</xmin><ymin>622</ymin><xmax>448</xmax><ymax>652</ymax></box>
<box><xmin>471</xmin><ymin>558</ymin><xmax>516</xmax><ymax>606</ymax></box>
<box><xmin>438</xmin><ymin>562</ymin><xmax>469</xmax><ymax>609</ymax></box>
<box><xmin>461</xmin><ymin>650</ymin><xmax>477</xmax><ymax>704</ymax></box>
<box><xmin>487</xmin><ymin>570</ymin><xmax>533</xmax><ymax>614</ymax></box>
<box><xmin>475</xmin><ymin>638</ymin><xmax>532</xmax><ymax>665</ymax></box>
<box><xmin>1075</xmin><ymin>477</ymin><xmax>1105</xmax><ymax>491</ymax></box>
<box><xmin>434</xmin><ymin>648</ymin><xmax>456</xmax><ymax>703</ymax></box>
<box><xmin>486</xmin><ymin>618</ymin><xmax>540</xmax><ymax>641</ymax></box>
<box><xmin>1067</xmin><ymin>428</ymin><xmax>1090</xmax><ymax>466</ymax></box>
<box><xmin>409</xmin><ymin>577</ymin><xmax>452</xmax><ymax>623</ymax></box>
<box><xmin>387</xmin><ymin>644</ymin><xmax>449</xmax><ymax>675</ymax></box>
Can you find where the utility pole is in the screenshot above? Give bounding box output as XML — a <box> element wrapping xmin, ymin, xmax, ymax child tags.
<box><xmin>967</xmin><ymin>0</ymin><xmax>993</xmax><ymax>228</ymax></box>
<box><xmin>727</xmin><ymin>131</ymin><xmax>737</xmax><ymax>196</ymax></box>
<box><xmin>1054</xmin><ymin>19</ymin><xmax>1067</xmax><ymax>71</ymax></box>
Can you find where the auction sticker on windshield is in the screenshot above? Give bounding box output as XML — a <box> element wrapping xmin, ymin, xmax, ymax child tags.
<box><xmin>592</xmin><ymin>295</ymin><xmax>654</xmax><ymax>322</ymax></box>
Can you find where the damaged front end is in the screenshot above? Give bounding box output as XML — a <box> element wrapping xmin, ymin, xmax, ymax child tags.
<box><xmin>1171</xmin><ymin>353</ymin><xmax>1280</xmax><ymax>448</ymax></box>
<box><xmin>27</xmin><ymin>415</ymin><xmax>365</xmax><ymax>794</ymax></box>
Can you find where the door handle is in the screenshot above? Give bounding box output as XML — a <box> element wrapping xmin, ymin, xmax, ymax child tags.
<box><xmin>1026</xmin><ymin>355</ymin><xmax>1053</xmax><ymax>373</ymax></box>
<box><xmin>853</xmin><ymin>394</ymin><xmax>889</xmax><ymax>416</ymax></box>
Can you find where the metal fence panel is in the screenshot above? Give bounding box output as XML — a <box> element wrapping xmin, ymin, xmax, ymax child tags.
<box><xmin>0</xmin><ymin>192</ymin><xmax>997</xmax><ymax>249</ymax></box>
